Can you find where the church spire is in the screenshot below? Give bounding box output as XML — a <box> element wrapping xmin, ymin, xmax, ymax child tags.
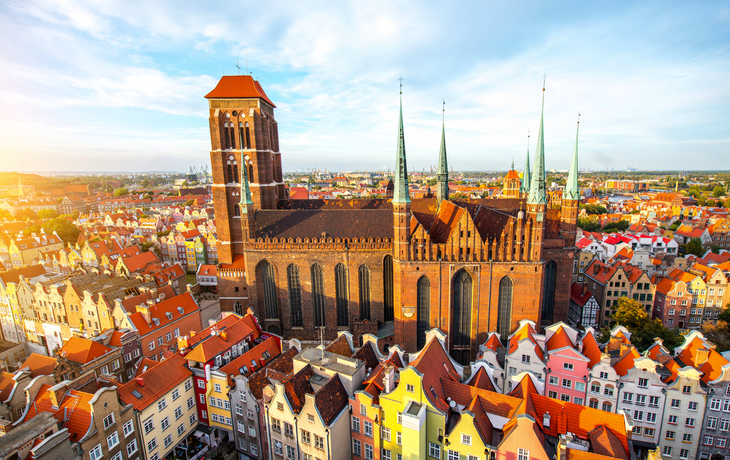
<box><xmin>527</xmin><ymin>79</ymin><xmax>547</xmax><ymax>205</ymax></box>
<box><xmin>393</xmin><ymin>79</ymin><xmax>411</xmax><ymax>204</ymax></box>
<box><xmin>437</xmin><ymin>99</ymin><xmax>448</xmax><ymax>205</ymax></box>
<box><xmin>521</xmin><ymin>130</ymin><xmax>531</xmax><ymax>195</ymax></box>
<box><xmin>563</xmin><ymin>112</ymin><xmax>581</xmax><ymax>201</ymax></box>
<box><xmin>239</xmin><ymin>130</ymin><xmax>254</xmax><ymax>209</ymax></box>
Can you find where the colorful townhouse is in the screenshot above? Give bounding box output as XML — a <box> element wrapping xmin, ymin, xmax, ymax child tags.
<box><xmin>55</xmin><ymin>336</ymin><xmax>124</xmax><ymax>382</ymax></box>
<box><xmin>231</xmin><ymin>345</ymin><xmax>300</xmax><ymax>460</ymax></box>
<box><xmin>119</xmin><ymin>353</ymin><xmax>197</xmax><ymax>460</ymax></box>
<box><xmin>655</xmin><ymin>268</ymin><xmax>707</xmax><ymax>330</ymax></box>
<box><xmin>690</xmin><ymin>263</ymin><xmax>729</xmax><ymax>323</ymax></box>
<box><xmin>205</xmin><ymin>335</ymin><xmax>281</xmax><ymax>446</ymax></box>
<box><xmin>543</xmin><ymin>323</ymin><xmax>589</xmax><ymax>405</ymax></box>
<box><xmin>503</xmin><ymin>320</ymin><xmax>546</xmax><ymax>391</ymax></box>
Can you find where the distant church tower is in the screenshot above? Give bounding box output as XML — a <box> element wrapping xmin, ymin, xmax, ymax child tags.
<box><xmin>502</xmin><ymin>160</ymin><xmax>521</xmax><ymax>198</ymax></box>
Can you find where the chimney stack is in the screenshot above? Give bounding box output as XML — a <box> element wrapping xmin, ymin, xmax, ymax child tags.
<box><xmin>382</xmin><ymin>364</ymin><xmax>396</xmax><ymax>393</ymax></box>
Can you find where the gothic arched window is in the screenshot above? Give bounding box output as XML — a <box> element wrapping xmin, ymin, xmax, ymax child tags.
<box><xmin>383</xmin><ymin>255</ymin><xmax>394</xmax><ymax>322</ymax></box>
<box><xmin>232</xmin><ymin>164</ymin><xmax>239</xmax><ymax>184</ymax></box>
<box><xmin>258</xmin><ymin>261</ymin><xmax>279</xmax><ymax>320</ymax></box>
<box><xmin>249</xmin><ymin>164</ymin><xmax>254</xmax><ymax>183</ymax></box>
<box><xmin>311</xmin><ymin>264</ymin><xmax>325</xmax><ymax>327</ymax></box>
<box><xmin>417</xmin><ymin>276</ymin><xmax>430</xmax><ymax>350</ymax></box>
<box><xmin>287</xmin><ymin>264</ymin><xmax>303</xmax><ymax>328</ymax></box>
<box><xmin>359</xmin><ymin>265</ymin><xmax>371</xmax><ymax>321</ymax></box>
<box><xmin>227</xmin><ymin>164</ymin><xmax>233</xmax><ymax>184</ymax></box>
<box><xmin>541</xmin><ymin>260</ymin><xmax>557</xmax><ymax>323</ymax></box>
<box><xmin>497</xmin><ymin>276</ymin><xmax>514</xmax><ymax>338</ymax></box>
<box><xmin>452</xmin><ymin>270</ymin><xmax>472</xmax><ymax>364</ymax></box>
<box><xmin>335</xmin><ymin>263</ymin><xmax>349</xmax><ymax>327</ymax></box>
<box><xmin>245</xmin><ymin>122</ymin><xmax>251</xmax><ymax>149</ymax></box>
<box><xmin>233</xmin><ymin>301</ymin><xmax>243</xmax><ymax>316</ymax></box>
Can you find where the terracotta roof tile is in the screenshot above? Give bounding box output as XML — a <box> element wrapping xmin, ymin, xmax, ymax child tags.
<box><xmin>315</xmin><ymin>374</ymin><xmax>349</xmax><ymax>425</ymax></box>
<box><xmin>248</xmin><ymin>346</ymin><xmax>299</xmax><ymax>400</ymax></box>
<box><xmin>205</xmin><ymin>75</ymin><xmax>276</xmax><ymax>107</ymax></box>
<box><xmin>483</xmin><ymin>333</ymin><xmax>503</xmax><ymax>352</ymax></box>
<box><xmin>465</xmin><ymin>395</ymin><xmax>494</xmax><ymax>444</ymax></box>
<box><xmin>580</xmin><ymin>331</ymin><xmax>602</xmax><ymax>369</ymax></box>
<box><xmin>441</xmin><ymin>379</ymin><xmax>523</xmax><ymax>418</ymax></box>
<box><xmin>546</xmin><ymin>326</ymin><xmax>574</xmax><ymax>352</ymax></box>
<box><xmin>23</xmin><ymin>384</ymin><xmax>93</xmax><ymax>443</ymax></box>
<box><xmin>127</xmin><ymin>291</ymin><xmax>200</xmax><ymax>338</ymax></box>
<box><xmin>351</xmin><ymin>342</ymin><xmax>380</xmax><ymax>371</ymax></box>
<box><xmin>324</xmin><ymin>335</ymin><xmax>353</xmax><ymax>357</ymax></box>
<box><xmin>184</xmin><ymin>317</ymin><xmax>255</xmax><ymax>363</ymax></box>
<box><xmin>508</xmin><ymin>373</ymin><xmax>540</xmax><ymax>399</ymax></box>
<box><xmin>613</xmin><ymin>347</ymin><xmax>641</xmax><ymax>377</ymax></box>
<box><xmin>466</xmin><ymin>367</ymin><xmax>495</xmax><ymax>392</ymax></box>
<box><xmin>58</xmin><ymin>337</ymin><xmax>113</xmax><ymax>364</ymax></box>
<box><xmin>283</xmin><ymin>366</ymin><xmax>314</xmax><ymax>414</ymax></box>
<box><xmin>588</xmin><ymin>425</ymin><xmax>628</xmax><ymax>460</ymax></box>
<box><xmin>0</xmin><ymin>372</ymin><xmax>16</xmax><ymax>401</ymax></box>
<box><xmin>220</xmin><ymin>336</ymin><xmax>281</xmax><ymax>383</ymax></box>
<box><xmin>20</xmin><ymin>353</ymin><xmax>57</xmax><ymax>378</ymax></box>
<box><xmin>410</xmin><ymin>338</ymin><xmax>460</xmax><ymax>412</ymax></box>
<box><xmin>119</xmin><ymin>353</ymin><xmax>192</xmax><ymax>411</ymax></box>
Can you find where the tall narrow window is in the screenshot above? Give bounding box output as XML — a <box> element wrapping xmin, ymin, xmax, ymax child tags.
<box><xmin>248</xmin><ymin>165</ymin><xmax>254</xmax><ymax>183</ymax></box>
<box><xmin>233</xmin><ymin>204</ymin><xmax>240</xmax><ymax>217</ymax></box>
<box><xmin>311</xmin><ymin>264</ymin><xmax>325</xmax><ymax>327</ymax></box>
<box><xmin>233</xmin><ymin>301</ymin><xmax>243</xmax><ymax>316</ymax></box>
<box><xmin>417</xmin><ymin>276</ymin><xmax>430</xmax><ymax>350</ymax></box>
<box><xmin>239</xmin><ymin>123</ymin><xmax>244</xmax><ymax>149</ymax></box>
<box><xmin>227</xmin><ymin>164</ymin><xmax>234</xmax><ymax>184</ymax></box>
<box><xmin>452</xmin><ymin>270</ymin><xmax>472</xmax><ymax>364</ymax></box>
<box><xmin>359</xmin><ymin>265</ymin><xmax>371</xmax><ymax>321</ymax></box>
<box><xmin>229</xmin><ymin>125</ymin><xmax>236</xmax><ymax>149</ymax></box>
<box><xmin>416</xmin><ymin>276</ymin><xmax>431</xmax><ymax>350</ymax></box>
<box><xmin>232</xmin><ymin>164</ymin><xmax>239</xmax><ymax>184</ymax></box>
<box><xmin>224</xmin><ymin>123</ymin><xmax>231</xmax><ymax>149</ymax></box>
<box><xmin>259</xmin><ymin>261</ymin><xmax>279</xmax><ymax>320</ymax></box>
<box><xmin>287</xmin><ymin>265</ymin><xmax>303</xmax><ymax>327</ymax></box>
<box><xmin>541</xmin><ymin>261</ymin><xmax>557</xmax><ymax>323</ymax></box>
<box><xmin>383</xmin><ymin>255</ymin><xmax>394</xmax><ymax>322</ymax></box>
<box><xmin>244</xmin><ymin>122</ymin><xmax>251</xmax><ymax>149</ymax></box>
<box><xmin>498</xmin><ymin>277</ymin><xmax>514</xmax><ymax>338</ymax></box>
<box><xmin>335</xmin><ymin>264</ymin><xmax>349</xmax><ymax>327</ymax></box>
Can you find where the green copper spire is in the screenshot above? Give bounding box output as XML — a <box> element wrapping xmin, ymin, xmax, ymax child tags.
<box><xmin>528</xmin><ymin>81</ymin><xmax>547</xmax><ymax>206</ymax></box>
<box><xmin>521</xmin><ymin>130</ymin><xmax>531</xmax><ymax>195</ymax></box>
<box><xmin>239</xmin><ymin>129</ymin><xmax>254</xmax><ymax>209</ymax></box>
<box><xmin>437</xmin><ymin>99</ymin><xmax>448</xmax><ymax>205</ymax></box>
<box><xmin>563</xmin><ymin>112</ymin><xmax>581</xmax><ymax>201</ymax></box>
<box><xmin>393</xmin><ymin>80</ymin><xmax>411</xmax><ymax>204</ymax></box>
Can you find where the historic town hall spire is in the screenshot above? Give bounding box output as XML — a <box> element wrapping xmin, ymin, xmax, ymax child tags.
<box><xmin>437</xmin><ymin>100</ymin><xmax>449</xmax><ymax>206</ymax></box>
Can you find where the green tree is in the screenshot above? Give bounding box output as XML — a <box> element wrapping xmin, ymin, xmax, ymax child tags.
<box><xmin>15</xmin><ymin>208</ymin><xmax>38</xmax><ymax>220</ymax></box>
<box><xmin>707</xmin><ymin>199</ymin><xmax>717</xmax><ymax>207</ymax></box>
<box><xmin>713</xmin><ymin>185</ymin><xmax>725</xmax><ymax>198</ymax></box>
<box><xmin>113</xmin><ymin>187</ymin><xmax>129</xmax><ymax>197</ymax></box>
<box><xmin>583</xmin><ymin>204</ymin><xmax>608</xmax><ymax>215</ymax></box>
<box><xmin>602</xmin><ymin>220</ymin><xmax>630</xmax><ymax>233</ymax></box>
<box><xmin>611</xmin><ymin>296</ymin><xmax>683</xmax><ymax>351</ymax></box>
<box><xmin>612</xmin><ymin>297</ymin><xmax>648</xmax><ymax>331</ymax></box>
<box><xmin>22</xmin><ymin>224</ymin><xmax>42</xmax><ymax>236</ymax></box>
<box><xmin>140</xmin><ymin>241</ymin><xmax>156</xmax><ymax>253</ymax></box>
<box><xmin>669</xmin><ymin>221</ymin><xmax>681</xmax><ymax>231</ymax></box>
<box><xmin>684</xmin><ymin>238</ymin><xmax>704</xmax><ymax>257</ymax></box>
<box><xmin>577</xmin><ymin>217</ymin><xmax>601</xmax><ymax>232</ymax></box>
<box><xmin>38</xmin><ymin>209</ymin><xmax>59</xmax><ymax>220</ymax></box>
<box><xmin>725</xmin><ymin>198</ymin><xmax>730</xmax><ymax>209</ymax></box>
<box><xmin>141</xmin><ymin>178</ymin><xmax>151</xmax><ymax>188</ymax></box>
<box><xmin>42</xmin><ymin>218</ymin><xmax>80</xmax><ymax>246</ymax></box>
<box><xmin>183</xmin><ymin>199</ymin><xmax>195</xmax><ymax>207</ymax></box>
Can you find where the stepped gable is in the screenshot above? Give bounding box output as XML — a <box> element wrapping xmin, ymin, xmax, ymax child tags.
<box><xmin>255</xmin><ymin>209</ymin><xmax>393</xmax><ymax>240</ymax></box>
<box><xmin>282</xmin><ymin>365</ymin><xmax>315</xmax><ymax>414</ymax></box>
<box><xmin>466</xmin><ymin>367</ymin><xmax>496</xmax><ymax>392</ymax></box>
<box><xmin>23</xmin><ymin>384</ymin><xmax>93</xmax><ymax>443</ymax></box>
<box><xmin>314</xmin><ymin>374</ymin><xmax>349</xmax><ymax>425</ymax></box>
<box><xmin>410</xmin><ymin>338</ymin><xmax>460</xmax><ymax>412</ymax></box>
<box><xmin>20</xmin><ymin>353</ymin><xmax>57</xmax><ymax>378</ymax></box>
<box><xmin>247</xmin><ymin>346</ymin><xmax>299</xmax><ymax>400</ymax></box>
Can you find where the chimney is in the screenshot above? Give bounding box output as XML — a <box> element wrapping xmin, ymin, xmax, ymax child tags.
<box><xmin>48</xmin><ymin>382</ymin><xmax>69</xmax><ymax>409</ymax></box>
<box><xmin>382</xmin><ymin>364</ymin><xmax>396</xmax><ymax>393</ymax></box>
<box><xmin>695</xmin><ymin>348</ymin><xmax>711</xmax><ymax>367</ymax></box>
<box><xmin>136</xmin><ymin>377</ymin><xmax>145</xmax><ymax>387</ymax></box>
<box><xmin>220</xmin><ymin>331</ymin><xmax>228</xmax><ymax>342</ymax></box>
<box><xmin>137</xmin><ymin>304</ymin><xmax>152</xmax><ymax>325</ymax></box>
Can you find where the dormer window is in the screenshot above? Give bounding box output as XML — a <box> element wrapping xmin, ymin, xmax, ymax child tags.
<box><xmin>178</xmin><ymin>307</ymin><xmax>184</xmax><ymax>315</ymax></box>
<box><xmin>166</xmin><ymin>312</ymin><xmax>173</xmax><ymax>320</ymax></box>
<box><xmin>152</xmin><ymin>318</ymin><xmax>160</xmax><ymax>326</ymax></box>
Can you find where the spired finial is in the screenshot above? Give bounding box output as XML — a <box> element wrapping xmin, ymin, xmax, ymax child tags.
<box><xmin>399</xmin><ymin>77</ymin><xmax>403</xmax><ymax>95</ymax></box>
<box><xmin>577</xmin><ymin>111</ymin><xmax>581</xmax><ymax>124</ymax></box>
<box><xmin>542</xmin><ymin>73</ymin><xmax>546</xmax><ymax>91</ymax></box>
<box><xmin>442</xmin><ymin>98</ymin><xmax>445</xmax><ymax>122</ymax></box>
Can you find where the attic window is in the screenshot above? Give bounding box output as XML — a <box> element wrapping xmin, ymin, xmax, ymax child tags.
<box><xmin>178</xmin><ymin>307</ymin><xmax>184</xmax><ymax>314</ymax></box>
<box><xmin>240</xmin><ymin>366</ymin><xmax>249</xmax><ymax>374</ymax></box>
<box><xmin>166</xmin><ymin>312</ymin><xmax>173</xmax><ymax>320</ymax></box>
<box><xmin>262</xmin><ymin>351</ymin><xmax>271</xmax><ymax>360</ymax></box>
<box><xmin>152</xmin><ymin>318</ymin><xmax>160</xmax><ymax>326</ymax></box>
<box><xmin>131</xmin><ymin>390</ymin><xmax>143</xmax><ymax>399</ymax></box>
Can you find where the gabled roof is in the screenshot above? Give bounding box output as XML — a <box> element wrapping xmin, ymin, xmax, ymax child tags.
<box><xmin>675</xmin><ymin>333</ymin><xmax>729</xmax><ymax>383</ymax></box>
<box><xmin>466</xmin><ymin>366</ymin><xmax>496</xmax><ymax>392</ymax></box>
<box><xmin>464</xmin><ymin>394</ymin><xmax>495</xmax><ymax>445</ymax></box>
<box><xmin>119</xmin><ymin>353</ymin><xmax>192</xmax><ymax>411</ymax></box>
<box><xmin>22</xmin><ymin>384</ymin><xmax>93</xmax><ymax>443</ymax></box>
<box><xmin>324</xmin><ymin>334</ymin><xmax>354</xmax><ymax>357</ymax></box>
<box><xmin>219</xmin><ymin>336</ymin><xmax>281</xmax><ymax>383</ymax></box>
<box><xmin>508</xmin><ymin>373</ymin><xmax>540</xmax><ymax>399</ymax></box>
<box><xmin>613</xmin><ymin>347</ymin><xmax>641</xmax><ymax>377</ymax></box>
<box><xmin>580</xmin><ymin>330</ymin><xmax>602</xmax><ymax>369</ymax></box>
<box><xmin>482</xmin><ymin>333</ymin><xmax>503</xmax><ymax>352</ymax></box>
<box><xmin>248</xmin><ymin>346</ymin><xmax>299</xmax><ymax>400</ymax></box>
<box><xmin>282</xmin><ymin>365</ymin><xmax>314</xmax><ymax>414</ymax></box>
<box><xmin>351</xmin><ymin>341</ymin><xmax>380</xmax><ymax>371</ymax></box>
<box><xmin>441</xmin><ymin>379</ymin><xmax>523</xmax><ymax>418</ymax></box>
<box><xmin>410</xmin><ymin>337</ymin><xmax>461</xmax><ymax>412</ymax></box>
<box><xmin>546</xmin><ymin>326</ymin><xmax>574</xmax><ymax>352</ymax></box>
<box><xmin>57</xmin><ymin>337</ymin><xmax>113</xmax><ymax>364</ymax></box>
<box><xmin>0</xmin><ymin>372</ymin><xmax>16</xmax><ymax>401</ymax></box>
<box><xmin>509</xmin><ymin>322</ymin><xmax>544</xmax><ymax>362</ymax></box>
<box><xmin>184</xmin><ymin>317</ymin><xmax>255</xmax><ymax>363</ymax></box>
<box><xmin>588</xmin><ymin>425</ymin><xmax>629</xmax><ymax>460</ymax></box>
<box><xmin>0</xmin><ymin>265</ymin><xmax>47</xmax><ymax>285</ymax></box>
<box><xmin>315</xmin><ymin>374</ymin><xmax>349</xmax><ymax>425</ymax></box>
<box><xmin>20</xmin><ymin>353</ymin><xmax>57</xmax><ymax>378</ymax></box>
<box><xmin>127</xmin><ymin>291</ymin><xmax>199</xmax><ymax>338</ymax></box>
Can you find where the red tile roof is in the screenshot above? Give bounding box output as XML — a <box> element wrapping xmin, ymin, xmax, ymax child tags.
<box><xmin>613</xmin><ymin>347</ymin><xmax>641</xmax><ymax>377</ymax></box>
<box><xmin>509</xmin><ymin>322</ymin><xmax>544</xmax><ymax>362</ymax></box>
<box><xmin>570</xmin><ymin>282</ymin><xmax>593</xmax><ymax>307</ymax></box>
<box><xmin>127</xmin><ymin>291</ymin><xmax>200</xmax><ymax>338</ymax></box>
<box><xmin>465</xmin><ymin>394</ymin><xmax>495</xmax><ymax>444</ymax></box>
<box><xmin>482</xmin><ymin>333</ymin><xmax>503</xmax><ymax>352</ymax></box>
<box><xmin>184</xmin><ymin>317</ymin><xmax>255</xmax><ymax>363</ymax></box>
<box><xmin>0</xmin><ymin>372</ymin><xmax>16</xmax><ymax>401</ymax></box>
<box><xmin>205</xmin><ymin>76</ymin><xmax>276</xmax><ymax>107</ymax></box>
<box><xmin>410</xmin><ymin>338</ymin><xmax>460</xmax><ymax>412</ymax></box>
<box><xmin>282</xmin><ymin>365</ymin><xmax>314</xmax><ymax>414</ymax></box>
<box><xmin>23</xmin><ymin>384</ymin><xmax>93</xmax><ymax>443</ymax></box>
<box><xmin>57</xmin><ymin>337</ymin><xmax>113</xmax><ymax>364</ymax></box>
<box><xmin>220</xmin><ymin>336</ymin><xmax>281</xmax><ymax>383</ymax></box>
<box><xmin>324</xmin><ymin>334</ymin><xmax>354</xmax><ymax>357</ymax></box>
<box><xmin>442</xmin><ymin>379</ymin><xmax>523</xmax><ymax>418</ymax></box>
<box><xmin>508</xmin><ymin>373</ymin><xmax>540</xmax><ymax>399</ymax></box>
<box><xmin>20</xmin><ymin>353</ymin><xmax>57</xmax><ymax>378</ymax></box>
<box><xmin>315</xmin><ymin>374</ymin><xmax>349</xmax><ymax>425</ymax></box>
<box><xmin>580</xmin><ymin>331</ymin><xmax>602</xmax><ymax>369</ymax></box>
<box><xmin>546</xmin><ymin>326</ymin><xmax>574</xmax><ymax>352</ymax></box>
<box><xmin>119</xmin><ymin>353</ymin><xmax>192</xmax><ymax>411</ymax></box>
<box><xmin>587</xmin><ymin>425</ymin><xmax>628</xmax><ymax>460</ymax></box>
<box><xmin>247</xmin><ymin>346</ymin><xmax>298</xmax><ymax>400</ymax></box>
<box><xmin>466</xmin><ymin>367</ymin><xmax>495</xmax><ymax>392</ymax></box>
<box><xmin>676</xmin><ymin>334</ymin><xmax>729</xmax><ymax>383</ymax></box>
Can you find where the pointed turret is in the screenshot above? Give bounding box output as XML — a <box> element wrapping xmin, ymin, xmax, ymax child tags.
<box><xmin>563</xmin><ymin>113</ymin><xmax>580</xmax><ymax>201</ymax></box>
<box><xmin>437</xmin><ymin>102</ymin><xmax>449</xmax><ymax>205</ymax></box>
<box><xmin>521</xmin><ymin>132</ymin><xmax>531</xmax><ymax>196</ymax></box>
<box><xmin>527</xmin><ymin>85</ymin><xmax>547</xmax><ymax>206</ymax></box>
<box><xmin>393</xmin><ymin>87</ymin><xmax>410</xmax><ymax>204</ymax></box>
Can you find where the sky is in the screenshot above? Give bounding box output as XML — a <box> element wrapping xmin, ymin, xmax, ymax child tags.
<box><xmin>0</xmin><ymin>1</ymin><xmax>729</xmax><ymax>174</ymax></box>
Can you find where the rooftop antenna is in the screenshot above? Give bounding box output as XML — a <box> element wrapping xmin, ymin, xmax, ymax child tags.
<box><xmin>236</xmin><ymin>60</ymin><xmax>241</xmax><ymax>75</ymax></box>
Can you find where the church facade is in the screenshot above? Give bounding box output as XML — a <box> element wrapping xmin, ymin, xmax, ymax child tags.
<box><xmin>206</xmin><ymin>75</ymin><xmax>581</xmax><ymax>364</ymax></box>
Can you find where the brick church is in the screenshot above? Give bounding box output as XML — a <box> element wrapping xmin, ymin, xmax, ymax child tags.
<box><xmin>205</xmin><ymin>75</ymin><xmax>581</xmax><ymax>364</ymax></box>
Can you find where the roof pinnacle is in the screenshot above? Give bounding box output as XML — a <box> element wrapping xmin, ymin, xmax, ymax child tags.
<box><xmin>393</xmin><ymin>78</ymin><xmax>410</xmax><ymax>204</ymax></box>
<box><xmin>563</xmin><ymin>111</ymin><xmax>581</xmax><ymax>201</ymax></box>
<box><xmin>528</xmin><ymin>78</ymin><xmax>548</xmax><ymax>206</ymax></box>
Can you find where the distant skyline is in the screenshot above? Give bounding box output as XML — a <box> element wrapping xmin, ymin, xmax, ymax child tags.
<box><xmin>1</xmin><ymin>1</ymin><xmax>729</xmax><ymax>173</ymax></box>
